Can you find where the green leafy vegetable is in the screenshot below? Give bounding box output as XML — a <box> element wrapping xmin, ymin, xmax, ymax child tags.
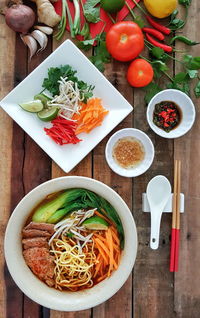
<box><xmin>84</xmin><ymin>0</ymin><xmax>100</xmax><ymax>23</ymax></box>
<box><xmin>194</xmin><ymin>81</ymin><xmax>200</xmax><ymax>97</ymax></box>
<box><xmin>32</xmin><ymin>188</ymin><xmax>125</xmax><ymax>248</ymax></box>
<box><xmin>42</xmin><ymin>65</ymin><xmax>94</xmax><ymax>102</ymax></box>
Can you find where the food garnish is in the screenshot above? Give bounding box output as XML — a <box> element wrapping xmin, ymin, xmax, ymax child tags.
<box><xmin>153</xmin><ymin>101</ymin><xmax>181</xmax><ymax>132</ymax></box>
<box><xmin>72</xmin><ymin>98</ymin><xmax>109</xmax><ymax>134</ymax></box>
<box><xmin>44</xmin><ymin>117</ymin><xmax>81</xmax><ymax>145</ymax></box>
<box><xmin>19</xmin><ymin>100</ymin><xmax>44</xmax><ymax>113</ymax></box>
<box><xmin>82</xmin><ymin>216</ymin><xmax>109</xmax><ymax>230</ymax></box>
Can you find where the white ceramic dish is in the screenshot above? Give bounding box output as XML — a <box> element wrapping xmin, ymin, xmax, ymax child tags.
<box><xmin>0</xmin><ymin>40</ymin><xmax>133</xmax><ymax>173</ymax></box>
<box><xmin>146</xmin><ymin>89</ymin><xmax>196</xmax><ymax>139</ymax></box>
<box><xmin>4</xmin><ymin>176</ymin><xmax>137</xmax><ymax>311</ymax></box>
<box><xmin>105</xmin><ymin>128</ymin><xmax>154</xmax><ymax>177</ymax></box>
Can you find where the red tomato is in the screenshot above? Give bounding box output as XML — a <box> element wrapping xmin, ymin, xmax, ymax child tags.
<box><xmin>127</xmin><ymin>59</ymin><xmax>154</xmax><ymax>87</ymax></box>
<box><xmin>106</xmin><ymin>21</ymin><xmax>144</xmax><ymax>62</ymax></box>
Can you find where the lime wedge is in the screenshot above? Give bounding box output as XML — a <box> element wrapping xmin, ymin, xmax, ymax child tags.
<box><xmin>34</xmin><ymin>94</ymin><xmax>51</xmax><ymax>108</ymax></box>
<box><xmin>19</xmin><ymin>100</ymin><xmax>43</xmax><ymax>113</ymax></box>
<box><xmin>82</xmin><ymin>216</ymin><xmax>109</xmax><ymax>230</ymax></box>
<box><xmin>37</xmin><ymin>107</ymin><xmax>59</xmax><ymax>122</ymax></box>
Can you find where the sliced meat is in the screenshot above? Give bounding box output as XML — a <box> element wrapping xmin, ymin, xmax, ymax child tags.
<box><xmin>22</xmin><ymin>229</ymin><xmax>52</xmax><ymax>238</ymax></box>
<box><xmin>23</xmin><ymin>247</ymin><xmax>55</xmax><ymax>286</ymax></box>
<box><xmin>22</xmin><ymin>237</ymin><xmax>48</xmax><ymax>249</ymax></box>
<box><xmin>24</xmin><ymin>222</ymin><xmax>55</xmax><ymax>235</ymax></box>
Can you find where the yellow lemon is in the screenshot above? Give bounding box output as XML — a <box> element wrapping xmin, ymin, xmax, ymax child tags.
<box><xmin>144</xmin><ymin>0</ymin><xmax>177</xmax><ymax>19</ymax></box>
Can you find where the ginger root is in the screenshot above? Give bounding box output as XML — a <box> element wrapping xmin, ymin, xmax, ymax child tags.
<box><xmin>32</xmin><ymin>0</ymin><xmax>61</xmax><ymax>27</ymax></box>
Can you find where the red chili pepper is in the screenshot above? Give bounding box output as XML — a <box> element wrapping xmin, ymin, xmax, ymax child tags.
<box><xmin>145</xmin><ymin>34</ymin><xmax>173</xmax><ymax>53</ymax></box>
<box><xmin>142</xmin><ymin>27</ymin><xmax>165</xmax><ymax>41</ymax></box>
<box><xmin>146</xmin><ymin>16</ymin><xmax>171</xmax><ymax>35</ymax></box>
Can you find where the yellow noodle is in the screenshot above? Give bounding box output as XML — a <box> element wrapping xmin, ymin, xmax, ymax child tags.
<box><xmin>50</xmin><ymin>236</ymin><xmax>96</xmax><ymax>291</ymax></box>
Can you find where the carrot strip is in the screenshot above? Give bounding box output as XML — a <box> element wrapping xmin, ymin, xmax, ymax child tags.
<box><xmin>106</xmin><ymin>228</ymin><xmax>114</xmax><ymax>275</ymax></box>
<box><xmin>72</xmin><ymin>98</ymin><xmax>109</xmax><ymax>134</ymax></box>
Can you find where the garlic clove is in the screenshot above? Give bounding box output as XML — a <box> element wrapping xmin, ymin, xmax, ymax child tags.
<box><xmin>20</xmin><ymin>34</ymin><xmax>37</xmax><ymax>60</ymax></box>
<box><xmin>31</xmin><ymin>30</ymin><xmax>48</xmax><ymax>52</ymax></box>
<box><xmin>34</xmin><ymin>25</ymin><xmax>53</xmax><ymax>35</ymax></box>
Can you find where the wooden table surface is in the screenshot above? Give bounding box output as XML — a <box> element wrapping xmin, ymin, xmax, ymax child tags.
<box><xmin>1</xmin><ymin>1</ymin><xmax>200</xmax><ymax>317</ymax></box>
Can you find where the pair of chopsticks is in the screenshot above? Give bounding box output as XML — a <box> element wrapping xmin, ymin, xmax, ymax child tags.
<box><xmin>170</xmin><ymin>160</ymin><xmax>181</xmax><ymax>272</ymax></box>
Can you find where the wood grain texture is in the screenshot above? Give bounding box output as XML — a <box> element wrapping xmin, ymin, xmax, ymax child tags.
<box><xmin>132</xmin><ymin>91</ymin><xmax>175</xmax><ymax>318</ymax></box>
<box><xmin>174</xmin><ymin>2</ymin><xmax>200</xmax><ymax>317</ymax></box>
<box><xmin>92</xmin><ymin>59</ymin><xmax>133</xmax><ymax>318</ymax></box>
<box><xmin>0</xmin><ymin>9</ymin><xmax>16</xmax><ymax>318</ymax></box>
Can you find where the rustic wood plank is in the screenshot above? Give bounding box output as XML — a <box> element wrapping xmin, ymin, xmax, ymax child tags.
<box><xmin>92</xmin><ymin>59</ymin><xmax>133</xmax><ymax>318</ymax></box>
<box><xmin>174</xmin><ymin>2</ymin><xmax>200</xmax><ymax>317</ymax></box>
<box><xmin>132</xmin><ymin>45</ymin><xmax>175</xmax><ymax>318</ymax></box>
<box><xmin>0</xmin><ymin>8</ymin><xmax>16</xmax><ymax>318</ymax></box>
<box><xmin>22</xmin><ymin>37</ymin><xmax>52</xmax><ymax>318</ymax></box>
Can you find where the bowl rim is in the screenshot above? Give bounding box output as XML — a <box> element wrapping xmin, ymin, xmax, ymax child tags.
<box><xmin>105</xmin><ymin>128</ymin><xmax>155</xmax><ymax>177</ymax></box>
<box><xmin>146</xmin><ymin>89</ymin><xmax>196</xmax><ymax>139</ymax></box>
<box><xmin>4</xmin><ymin>176</ymin><xmax>138</xmax><ymax>311</ymax></box>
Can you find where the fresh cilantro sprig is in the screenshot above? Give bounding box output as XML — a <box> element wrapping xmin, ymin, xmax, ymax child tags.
<box><xmin>77</xmin><ymin>31</ymin><xmax>111</xmax><ymax>72</ymax></box>
<box><xmin>42</xmin><ymin>65</ymin><xmax>94</xmax><ymax>102</ymax></box>
<box><xmin>83</xmin><ymin>0</ymin><xmax>100</xmax><ymax>23</ymax></box>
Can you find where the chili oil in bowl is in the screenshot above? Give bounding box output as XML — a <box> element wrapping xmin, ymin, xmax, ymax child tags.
<box><xmin>147</xmin><ymin>89</ymin><xmax>196</xmax><ymax>139</ymax></box>
<box><xmin>105</xmin><ymin>128</ymin><xmax>154</xmax><ymax>177</ymax></box>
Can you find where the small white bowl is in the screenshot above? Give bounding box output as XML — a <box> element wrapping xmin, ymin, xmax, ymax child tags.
<box><xmin>105</xmin><ymin>128</ymin><xmax>154</xmax><ymax>177</ymax></box>
<box><xmin>146</xmin><ymin>89</ymin><xmax>196</xmax><ymax>139</ymax></box>
<box><xmin>4</xmin><ymin>176</ymin><xmax>137</xmax><ymax>311</ymax></box>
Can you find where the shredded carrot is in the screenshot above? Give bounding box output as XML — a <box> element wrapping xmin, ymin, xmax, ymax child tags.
<box><xmin>92</xmin><ymin>227</ymin><xmax>121</xmax><ymax>282</ymax></box>
<box><xmin>72</xmin><ymin>98</ymin><xmax>109</xmax><ymax>134</ymax></box>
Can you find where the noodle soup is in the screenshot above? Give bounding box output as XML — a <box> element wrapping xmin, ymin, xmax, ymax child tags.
<box><xmin>22</xmin><ymin>188</ymin><xmax>124</xmax><ymax>291</ymax></box>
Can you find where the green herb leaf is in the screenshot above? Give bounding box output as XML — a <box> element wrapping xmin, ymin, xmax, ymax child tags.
<box><xmin>194</xmin><ymin>81</ymin><xmax>200</xmax><ymax>97</ymax></box>
<box><xmin>170</xmin><ymin>18</ymin><xmax>185</xmax><ymax>30</ymax></box>
<box><xmin>187</xmin><ymin>69</ymin><xmax>198</xmax><ymax>78</ymax></box>
<box><xmin>179</xmin><ymin>0</ymin><xmax>192</xmax><ymax>8</ymax></box>
<box><xmin>134</xmin><ymin>15</ymin><xmax>145</xmax><ymax>28</ymax></box>
<box><xmin>90</xmin><ymin>32</ymin><xmax>111</xmax><ymax>72</ymax></box>
<box><xmin>84</xmin><ymin>0</ymin><xmax>100</xmax><ymax>23</ymax></box>
<box><xmin>173</xmin><ymin>72</ymin><xmax>188</xmax><ymax>83</ymax></box>
<box><xmin>143</xmin><ymin>82</ymin><xmax>162</xmax><ymax>104</ymax></box>
<box><xmin>42</xmin><ymin>65</ymin><xmax>94</xmax><ymax>102</ymax></box>
<box><xmin>184</xmin><ymin>55</ymin><xmax>200</xmax><ymax>70</ymax></box>
<box><xmin>170</xmin><ymin>9</ymin><xmax>179</xmax><ymax>22</ymax></box>
<box><xmin>151</xmin><ymin>60</ymin><xmax>168</xmax><ymax>78</ymax></box>
<box><xmin>167</xmin><ymin>81</ymin><xmax>190</xmax><ymax>95</ymax></box>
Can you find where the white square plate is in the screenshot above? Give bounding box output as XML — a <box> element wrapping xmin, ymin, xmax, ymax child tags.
<box><xmin>0</xmin><ymin>40</ymin><xmax>133</xmax><ymax>172</ymax></box>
